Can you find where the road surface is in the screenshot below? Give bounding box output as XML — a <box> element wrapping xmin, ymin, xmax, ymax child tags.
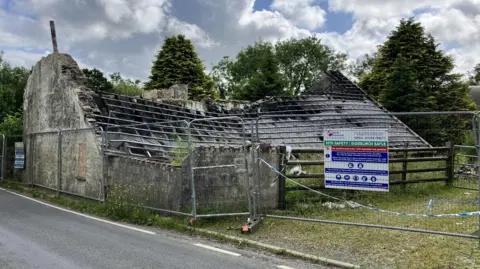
<box><xmin>0</xmin><ymin>188</ymin><xmax>325</xmax><ymax>269</ymax></box>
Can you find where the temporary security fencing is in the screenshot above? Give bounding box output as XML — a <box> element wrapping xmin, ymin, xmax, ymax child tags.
<box><xmin>187</xmin><ymin>117</ymin><xmax>251</xmax><ymax>219</ymax></box>
<box><xmin>0</xmin><ymin>134</ymin><xmax>24</xmax><ymax>182</ymax></box>
<box><xmin>252</xmin><ymin>111</ymin><xmax>480</xmax><ymax>240</ymax></box>
<box><xmin>24</xmin><ymin>128</ymin><xmax>105</xmax><ymax>201</ymax></box>
<box><xmin>2</xmin><ymin>110</ymin><xmax>480</xmax><ymax>240</ymax></box>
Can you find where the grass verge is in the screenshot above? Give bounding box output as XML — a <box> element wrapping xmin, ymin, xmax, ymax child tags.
<box><xmin>194</xmin><ymin>182</ymin><xmax>480</xmax><ymax>269</ymax></box>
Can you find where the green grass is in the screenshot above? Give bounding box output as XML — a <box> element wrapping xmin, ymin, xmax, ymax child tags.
<box><xmin>0</xmin><ymin>180</ymin><xmax>189</xmax><ymax>231</ymax></box>
<box><xmin>195</xmin><ymin>186</ymin><xmax>480</xmax><ymax>268</ymax></box>
<box><xmin>196</xmin><ymin>159</ymin><xmax>480</xmax><ymax>269</ymax></box>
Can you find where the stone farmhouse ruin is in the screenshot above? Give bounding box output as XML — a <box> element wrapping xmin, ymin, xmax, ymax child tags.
<box><xmin>22</xmin><ymin>53</ymin><xmax>429</xmax><ymax>213</ymax></box>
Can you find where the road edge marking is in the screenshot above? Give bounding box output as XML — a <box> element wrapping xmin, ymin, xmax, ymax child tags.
<box><xmin>0</xmin><ymin>187</ymin><xmax>156</xmax><ymax>235</ymax></box>
<box><xmin>193</xmin><ymin>243</ymin><xmax>241</xmax><ymax>257</ymax></box>
<box><xmin>277</xmin><ymin>266</ymin><xmax>295</xmax><ymax>269</ymax></box>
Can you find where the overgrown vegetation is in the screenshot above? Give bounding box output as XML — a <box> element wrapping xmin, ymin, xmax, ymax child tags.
<box><xmin>83</xmin><ymin>69</ymin><xmax>143</xmax><ymax>96</ymax></box>
<box><xmin>170</xmin><ymin>135</ymin><xmax>190</xmax><ymax>166</ymax></box>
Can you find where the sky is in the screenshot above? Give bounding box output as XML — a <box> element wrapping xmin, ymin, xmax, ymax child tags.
<box><xmin>0</xmin><ymin>0</ymin><xmax>479</xmax><ymax>81</ymax></box>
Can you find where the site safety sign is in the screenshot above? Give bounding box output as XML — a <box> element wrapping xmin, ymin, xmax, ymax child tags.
<box><xmin>14</xmin><ymin>142</ymin><xmax>25</xmax><ymax>169</ymax></box>
<box><xmin>323</xmin><ymin>129</ymin><xmax>389</xmax><ymax>192</ymax></box>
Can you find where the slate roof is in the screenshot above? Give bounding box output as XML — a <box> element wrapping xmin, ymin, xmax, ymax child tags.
<box><xmin>91</xmin><ymin>71</ymin><xmax>430</xmax><ymax>161</ymax></box>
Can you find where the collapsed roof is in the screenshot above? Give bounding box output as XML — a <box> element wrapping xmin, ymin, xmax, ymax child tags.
<box><xmin>89</xmin><ymin>71</ymin><xmax>430</xmax><ymax>161</ymax></box>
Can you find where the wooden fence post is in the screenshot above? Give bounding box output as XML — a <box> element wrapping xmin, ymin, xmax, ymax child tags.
<box><xmin>401</xmin><ymin>142</ymin><xmax>408</xmax><ymax>191</ymax></box>
<box><xmin>446</xmin><ymin>142</ymin><xmax>455</xmax><ymax>186</ymax></box>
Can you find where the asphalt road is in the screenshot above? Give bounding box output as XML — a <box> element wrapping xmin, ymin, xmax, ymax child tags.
<box><xmin>0</xmin><ymin>188</ymin><xmax>325</xmax><ymax>269</ymax></box>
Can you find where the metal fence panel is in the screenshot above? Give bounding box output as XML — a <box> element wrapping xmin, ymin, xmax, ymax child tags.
<box><xmin>255</xmin><ymin>112</ymin><xmax>479</xmax><ymax>238</ymax></box>
<box><xmin>188</xmin><ymin>117</ymin><xmax>251</xmax><ymax>219</ymax></box>
<box><xmin>30</xmin><ymin>131</ymin><xmax>59</xmax><ymax>190</ymax></box>
<box><xmin>60</xmin><ymin>128</ymin><xmax>104</xmax><ymax>201</ymax></box>
<box><xmin>104</xmin><ymin>121</ymin><xmax>193</xmax><ymax>216</ymax></box>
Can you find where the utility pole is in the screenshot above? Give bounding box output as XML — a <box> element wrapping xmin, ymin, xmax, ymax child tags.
<box><xmin>50</xmin><ymin>20</ymin><xmax>59</xmax><ymax>53</ymax></box>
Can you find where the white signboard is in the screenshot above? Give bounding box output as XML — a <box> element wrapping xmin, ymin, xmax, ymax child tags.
<box><xmin>323</xmin><ymin>129</ymin><xmax>389</xmax><ymax>192</ymax></box>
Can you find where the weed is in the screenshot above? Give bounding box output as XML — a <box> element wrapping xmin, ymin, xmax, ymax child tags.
<box><xmin>170</xmin><ymin>135</ymin><xmax>190</xmax><ymax>166</ymax></box>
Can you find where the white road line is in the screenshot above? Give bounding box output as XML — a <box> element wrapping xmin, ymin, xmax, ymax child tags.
<box><xmin>193</xmin><ymin>243</ymin><xmax>241</xmax><ymax>257</ymax></box>
<box><xmin>277</xmin><ymin>266</ymin><xmax>295</xmax><ymax>269</ymax></box>
<box><xmin>0</xmin><ymin>187</ymin><xmax>156</xmax><ymax>235</ymax></box>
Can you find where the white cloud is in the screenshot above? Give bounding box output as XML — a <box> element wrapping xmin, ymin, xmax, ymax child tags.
<box><xmin>271</xmin><ymin>0</ymin><xmax>326</xmax><ymax>30</ymax></box>
<box><xmin>1</xmin><ymin>0</ymin><xmax>479</xmax><ymax>81</ymax></box>
<box><xmin>418</xmin><ymin>8</ymin><xmax>480</xmax><ymax>45</ymax></box>
<box><xmin>238</xmin><ymin>0</ymin><xmax>311</xmax><ymax>42</ymax></box>
<box><xmin>166</xmin><ymin>18</ymin><xmax>219</xmax><ymax>48</ymax></box>
<box><xmin>2</xmin><ymin>49</ymin><xmax>50</xmax><ymax>68</ymax></box>
<box><xmin>326</xmin><ymin>0</ymin><xmax>480</xmax><ymax>74</ymax></box>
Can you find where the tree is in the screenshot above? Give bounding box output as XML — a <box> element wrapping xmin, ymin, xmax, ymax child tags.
<box><xmin>359</xmin><ymin>18</ymin><xmax>476</xmax><ymax>145</ymax></box>
<box><xmin>275</xmin><ymin>36</ymin><xmax>347</xmax><ymax>95</ymax></box>
<box><xmin>0</xmin><ymin>52</ymin><xmax>30</xmax><ymax>124</ymax></box>
<box><xmin>82</xmin><ymin>68</ymin><xmax>114</xmax><ymax>93</ymax></box>
<box><xmin>349</xmin><ymin>53</ymin><xmax>377</xmax><ymax>83</ymax></box>
<box><xmin>210</xmin><ymin>56</ymin><xmax>233</xmax><ymax>99</ymax></box>
<box><xmin>0</xmin><ymin>112</ymin><xmax>23</xmax><ymax>135</ymax></box>
<box><xmin>109</xmin><ymin>72</ymin><xmax>143</xmax><ymax>96</ymax></box>
<box><xmin>468</xmin><ymin>63</ymin><xmax>480</xmax><ymax>85</ymax></box>
<box><xmin>229</xmin><ymin>42</ymin><xmax>286</xmax><ymax>101</ymax></box>
<box><xmin>146</xmin><ymin>35</ymin><xmax>217</xmax><ymax>101</ymax></box>
<box><xmin>211</xmin><ymin>37</ymin><xmax>347</xmax><ymax>101</ymax></box>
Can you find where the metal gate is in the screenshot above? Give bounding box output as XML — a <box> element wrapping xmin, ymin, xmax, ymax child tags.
<box><xmin>187</xmin><ymin>117</ymin><xmax>251</xmax><ymax>219</ymax></box>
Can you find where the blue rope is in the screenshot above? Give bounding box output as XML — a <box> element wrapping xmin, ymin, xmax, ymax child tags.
<box><xmin>259</xmin><ymin>159</ymin><xmax>480</xmax><ymax>217</ymax></box>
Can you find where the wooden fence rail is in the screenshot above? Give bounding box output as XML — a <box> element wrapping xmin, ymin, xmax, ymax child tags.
<box><xmin>277</xmin><ymin>144</ymin><xmax>462</xmax><ymax>208</ymax></box>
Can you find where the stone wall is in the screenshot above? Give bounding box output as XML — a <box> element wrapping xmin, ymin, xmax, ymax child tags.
<box><xmin>107</xmin><ymin>157</ymin><xmax>185</xmax><ymax>211</ymax></box>
<box><xmin>106</xmin><ymin>145</ymin><xmax>280</xmax><ymax>213</ymax></box>
<box><xmin>23</xmin><ymin>53</ymin><xmax>103</xmax><ymax>199</ymax></box>
<box><xmin>142</xmin><ymin>84</ymin><xmax>188</xmax><ymax>100</ymax></box>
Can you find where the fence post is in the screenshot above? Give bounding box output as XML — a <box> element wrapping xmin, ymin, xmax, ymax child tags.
<box><xmin>446</xmin><ymin>142</ymin><xmax>455</xmax><ymax>186</ymax></box>
<box><xmin>30</xmin><ymin>133</ymin><xmax>35</xmax><ymax>188</ymax></box>
<box><xmin>277</xmin><ymin>146</ymin><xmax>286</xmax><ymax>209</ymax></box>
<box><xmin>56</xmin><ymin>131</ymin><xmax>62</xmax><ymax>197</ymax></box>
<box><xmin>401</xmin><ymin>142</ymin><xmax>408</xmax><ymax>191</ymax></box>
<box><xmin>1</xmin><ymin>134</ymin><xmax>5</xmax><ymax>182</ymax></box>
<box><xmin>101</xmin><ymin>130</ymin><xmax>108</xmax><ymax>201</ymax></box>
<box><xmin>187</xmin><ymin>122</ymin><xmax>197</xmax><ymax>220</ymax></box>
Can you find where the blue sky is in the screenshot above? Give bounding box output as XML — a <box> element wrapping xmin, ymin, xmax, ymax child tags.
<box><xmin>0</xmin><ymin>0</ymin><xmax>479</xmax><ymax>80</ymax></box>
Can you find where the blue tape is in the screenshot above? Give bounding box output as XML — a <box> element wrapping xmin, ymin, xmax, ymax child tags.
<box><xmin>260</xmin><ymin>158</ymin><xmax>480</xmax><ymax>218</ymax></box>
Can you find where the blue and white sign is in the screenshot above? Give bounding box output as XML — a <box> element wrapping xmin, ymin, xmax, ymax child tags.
<box><xmin>324</xmin><ymin>129</ymin><xmax>389</xmax><ymax>192</ymax></box>
<box><xmin>14</xmin><ymin>142</ymin><xmax>24</xmax><ymax>169</ymax></box>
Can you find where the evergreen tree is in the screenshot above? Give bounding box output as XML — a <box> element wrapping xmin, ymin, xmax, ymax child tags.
<box><xmin>146</xmin><ymin>35</ymin><xmax>217</xmax><ymax>101</ymax></box>
<box><xmin>359</xmin><ymin>18</ymin><xmax>475</xmax><ymax>145</ymax></box>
